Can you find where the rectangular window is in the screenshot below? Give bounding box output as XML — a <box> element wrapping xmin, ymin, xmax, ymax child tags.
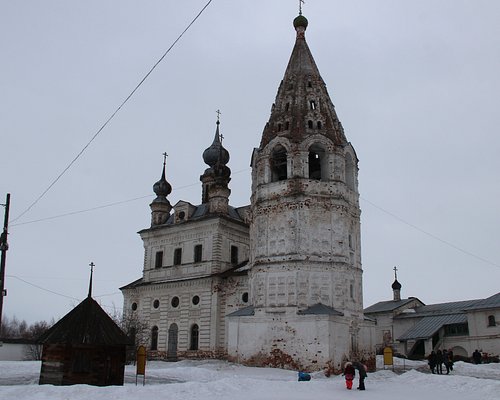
<box><xmin>231</xmin><ymin>245</ymin><xmax>239</xmax><ymax>265</ymax></box>
<box><xmin>173</xmin><ymin>248</ymin><xmax>182</xmax><ymax>265</ymax></box>
<box><xmin>194</xmin><ymin>244</ymin><xmax>202</xmax><ymax>263</ymax></box>
<box><xmin>444</xmin><ymin>323</ymin><xmax>469</xmax><ymax>336</ymax></box>
<box><xmin>155</xmin><ymin>251</ymin><xmax>163</xmax><ymax>268</ymax></box>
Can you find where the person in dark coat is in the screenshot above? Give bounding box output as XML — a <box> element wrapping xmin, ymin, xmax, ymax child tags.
<box><xmin>342</xmin><ymin>362</ymin><xmax>356</xmax><ymax>390</ymax></box>
<box><xmin>427</xmin><ymin>351</ymin><xmax>437</xmax><ymax>374</ymax></box>
<box><xmin>472</xmin><ymin>349</ymin><xmax>482</xmax><ymax>364</ymax></box>
<box><xmin>435</xmin><ymin>350</ymin><xmax>444</xmax><ymax>374</ymax></box>
<box><xmin>447</xmin><ymin>349</ymin><xmax>454</xmax><ymax>371</ymax></box>
<box><xmin>443</xmin><ymin>349</ymin><xmax>450</xmax><ymax>374</ymax></box>
<box><xmin>352</xmin><ymin>361</ymin><xmax>367</xmax><ymax>390</ymax></box>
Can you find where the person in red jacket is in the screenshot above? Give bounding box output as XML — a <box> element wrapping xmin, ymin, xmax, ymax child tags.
<box><xmin>342</xmin><ymin>362</ymin><xmax>356</xmax><ymax>390</ymax></box>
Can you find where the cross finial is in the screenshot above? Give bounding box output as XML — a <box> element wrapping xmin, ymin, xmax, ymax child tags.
<box><xmin>162</xmin><ymin>152</ymin><xmax>168</xmax><ymax>167</ymax></box>
<box><xmin>299</xmin><ymin>0</ymin><xmax>305</xmax><ymax>15</ymax></box>
<box><xmin>88</xmin><ymin>261</ymin><xmax>95</xmax><ymax>298</ymax></box>
<box><xmin>216</xmin><ymin>109</ymin><xmax>221</xmax><ymax>125</ymax></box>
<box><xmin>393</xmin><ymin>266</ymin><xmax>398</xmax><ymax>280</ymax></box>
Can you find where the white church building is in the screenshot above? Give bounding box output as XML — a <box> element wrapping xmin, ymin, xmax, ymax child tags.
<box><xmin>121</xmin><ymin>13</ymin><xmax>376</xmax><ymax>371</ymax></box>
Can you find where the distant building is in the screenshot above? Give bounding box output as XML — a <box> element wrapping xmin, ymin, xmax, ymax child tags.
<box><xmin>364</xmin><ymin>277</ymin><xmax>500</xmax><ymax>359</ymax></box>
<box><xmin>0</xmin><ymin>338</ymin><xmax>37</xmax><ymax>361</ymax></box>
<box><xmin>121</xmin><ymin>12</ymin><xmax>375</xmax><ymax>371</ymax></box>
<box><xmin>38</xmin><ymin>295</ymin><xmax>130</xmax><ymax>386</ymax></box>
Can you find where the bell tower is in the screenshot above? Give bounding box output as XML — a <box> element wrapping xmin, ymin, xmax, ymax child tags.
<box><xmin>249</xmin><ymin>13</ymin><xmax>362</xmax><ymax>317</ymax></box>
<box><xmin>227</xmin><ymin>12</ymin><xmax>373</xmax><ymax>370</ymax></box>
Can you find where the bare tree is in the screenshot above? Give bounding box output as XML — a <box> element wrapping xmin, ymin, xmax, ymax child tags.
<box><xmin>109</xmin><ymin>307</ymin><xmax>149</xmax><ymax>363</ymax></box>
<box><xmin>1</xmin><ymin>316</ymin><xmax>51</xmax><ymax>360</ymax></box>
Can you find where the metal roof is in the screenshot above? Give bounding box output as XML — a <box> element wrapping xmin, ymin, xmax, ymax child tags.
<box><xmin>226</xmin><ymin>306</ymin><xmax>255</xmax><ymax>317</ymax></box>
<box><xmin>297</xmin><ymin>303</ymin><xmax>344</xmax><ymax>316</ymax></box>
<box><xmin>463</xmin><ymin>292</ymin><xmax>500</xmax><ymax>311</ymax></box>
<box><xmin>398</xmin><ymin>314</ymin><xmax>467</xmax><ymax>341</ymax></box>
<box><xmin>363</xmin><ymin>298</ymin><xmax>417</xmax><ymax>314</ymax></box>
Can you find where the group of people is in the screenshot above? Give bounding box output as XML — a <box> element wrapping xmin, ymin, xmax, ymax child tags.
<box><xmin>342</xmin><ymin>361</ymin><xmax>367</xmax><ymax>390</ymax></box>
<box><xmin>427</xmin><ymin>349</ymin><xmax>454</xmax><ymax>374</ymax></box>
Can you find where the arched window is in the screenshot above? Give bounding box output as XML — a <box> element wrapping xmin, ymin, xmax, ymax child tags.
<box><xmin>345</xmin><ymin>153</ymin><xmax>355</xmax><ymax>190</ymax></box>
<box><xmin>270</xmin><ymin>145</ymin><xmax>287</xmax><ymax>182</ymax></box>
<box><xmin>488</xmin><ymin>315</ymin><xmax>496</xmax><ymax>327</ymax></box>
<box><xmin>151</xmin><ymin>326</ymin><xmax>158</xmax><ymax>351</ymax></box>
<box><xmin>317</xmin><ymin>121</ymin><xmax>322</xmax><ymax>129</ymax></box>
<box><xmin>308</xmin><ymin>144</ymin><xmax>325</xmax><ymax>180</ymax></box>
<box><xmin>190</xmin><ymin>324</ymin><xmax>199</xmax><ymax>350</ymax></box>
<box><xmin>308</xmin><ymin>120</ymin><xmax>313</xmax><ymax>129</ymax></box>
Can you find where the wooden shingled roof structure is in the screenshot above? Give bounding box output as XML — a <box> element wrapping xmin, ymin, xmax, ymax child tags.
<box><xmin>38</xmin><ymin>293</ymin><xmax>131</xmax><ymax>386</ymax></box>
<box><xmin>38</xmin><ymin>296</ymin><xmax>130</xmax><ymax>346</ymax></box>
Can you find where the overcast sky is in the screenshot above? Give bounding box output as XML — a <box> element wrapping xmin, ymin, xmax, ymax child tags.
<box><xmin>1</xmin><ymin>0</ymin><xmax>499</xmax><ymax>324</ymax></box>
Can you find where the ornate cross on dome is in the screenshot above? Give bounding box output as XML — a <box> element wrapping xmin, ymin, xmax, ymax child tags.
<box><xmin>162</xmin><ymin>152</ymin><xmax>168</xmax><ymax>167</ymax></box>
<box><xmin>393</xmin><ymin>266</ymin><xmax>398</xmax><ymax>280</ymax></box>
<box><xmin>216</xmin><ymin>109</ymin><xmax>221</xmax><ymax>124</ymax></box>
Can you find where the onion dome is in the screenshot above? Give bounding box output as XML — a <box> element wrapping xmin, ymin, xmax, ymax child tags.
<box><xmin>153</xmin><ymin>158</ymin><xmax>172</xmax><ymax>199</ymax></box>
<box><xmin>293</xmin><ymin>14</ymin><xmax>308</xmax><ymax>30</ymax></box>
<box><xmin>392</xmin><ymin>279</ymin><xmax>402</xmax><ymax>290</ymax></box>
<box><xmin>203</xmin><ymin>120</ymin><xmax>230</xmax><ymax>168</ymax></box>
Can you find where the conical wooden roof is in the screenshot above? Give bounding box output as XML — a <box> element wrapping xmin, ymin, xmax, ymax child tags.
<box><xmin>38</xmin><ymin>296</ymin><xmax>130</xmax><ymax>345</ymax></box>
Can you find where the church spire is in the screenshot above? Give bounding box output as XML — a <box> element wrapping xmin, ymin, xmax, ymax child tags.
<box><xmin>87</xmin><ymin>261</ymin><xmax>94</xmax><ymax>298</ymax></box>
<box><xmin>259</xmin><ymin>13</ymin><xmax>347</xmax><ymax>149</ymax></box>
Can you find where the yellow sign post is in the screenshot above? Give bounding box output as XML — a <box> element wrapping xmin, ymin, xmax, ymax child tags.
<box><xmin>136</xmin><ymin>346</ymin><xmax>147</xmax><ymax>385</ymax></box>
<box><xmin>383</xmin><ymin>346</ymin><xmax>394</xmax><ymax>370</ymax></box>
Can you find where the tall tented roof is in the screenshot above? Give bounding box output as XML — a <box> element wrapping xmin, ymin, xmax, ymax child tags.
<box><xmin>38</xmin><ymin>296</ymin><xmax>130</xmax><ymax>345</ymax></box>
<box><xmin>259</xmin><ymin>14</ymin><xmax>347</xmax><ymax>148</ymax></box>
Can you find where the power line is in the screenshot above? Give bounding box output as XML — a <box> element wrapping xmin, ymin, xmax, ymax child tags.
<box><xmin>7</xmin><ymin>275</ymin><xmax>80</xmax><ymax>302</ymax></box>
<box><xmin>11</xmin><ymin>195</ymin><xmax>151</xmax><ymax>227</ymax></box>
<box><xmin>6</xmin><ymin>274</ymin><xmax>123</xmax><ymax>313</ymax></box>
<box><xmin>11</xmin><ymin>168</ymin><xmax>251</xmax><ymax>227</ymax></box>
<box><xmin>11</xmin><ymin>0</ymin><xmax>214</xmax><ymax>224</ymax></box>
<box><xmin>360</xmin><ymin>196</ymin><xmax>500</xmax><ymax>269</ymax></box>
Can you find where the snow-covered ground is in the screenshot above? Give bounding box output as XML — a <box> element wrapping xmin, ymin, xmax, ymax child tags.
<box><xmin>0</xmin><ymin>357</ymin><xmax>499</xmax><ymax>400</ymax></box>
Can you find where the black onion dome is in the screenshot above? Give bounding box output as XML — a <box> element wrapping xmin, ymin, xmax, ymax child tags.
<box><xmin>153</xmin><ymin>165</ymin><xmax>172</xmax><ymax>197</ymax></box>
<box><xmin>392</xmin><ymin>279</ymin><xmax>402</xmax><ymax>290</ymax></box>
<box><xmin>203</xmin><ymin>121</ymin><xmax>230</xmax><ymax>167</ymax></box>
<box><xmin>293</xmin><ymin>14</ymin><xmax>308</xmax><ymax>30</ymax></box>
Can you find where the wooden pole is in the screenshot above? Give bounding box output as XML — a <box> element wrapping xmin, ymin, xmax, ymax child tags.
<box><xmin>0</xmin><ymin>193</ymin><xmax>11</xmax><ymax>336</ymax></box>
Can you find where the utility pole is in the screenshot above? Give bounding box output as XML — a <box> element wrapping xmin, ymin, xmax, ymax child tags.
<box><xmin>0</xmin><ymin>193</ymin><xmax>11</xmax><ymax>337</ymax></box>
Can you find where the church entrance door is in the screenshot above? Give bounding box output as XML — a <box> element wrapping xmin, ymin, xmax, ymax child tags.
<box><xmin>167</xmin><ymin>323</ymin><xmax>178</xmax><ymax>361</ymax></box>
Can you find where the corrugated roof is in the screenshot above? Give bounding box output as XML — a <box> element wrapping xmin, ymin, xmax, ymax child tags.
<box><xmin>398</xmin><ymin>314</ymin><xmax>467</xmax><ymax>341</ymax></box>
<box><xmin>364</xmin><ymin>298</ymin><xmax>416</xmax><ymax>314</ymax></box>
<box><xmin>227</xmin><ymin>306</ymin><xmax>255</xmax><ymax>317</ymax></box>
<box><xmin>297</xmin><ymin>303</ymin><xmax>344</xmax><ymax>316</ymax></box>
<box><xmin>394</xmin><ymin>299</ymin><xmax>484</xmax><ymax>320</ymax></box>
<box><xmin>463</xmin><ymin>292</ymin><xmax>500</xmax><ymax>311</ymax></box>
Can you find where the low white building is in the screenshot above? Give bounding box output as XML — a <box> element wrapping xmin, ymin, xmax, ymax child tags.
<box><xmin>0</xmin><ymin>338</ymin><xmax>37</xmax><ymax>361</ymax></box>
<box><xmin>364</xmin><ymin>277</ymin><xmax>500</xmax><ymax>359</ymax></box>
